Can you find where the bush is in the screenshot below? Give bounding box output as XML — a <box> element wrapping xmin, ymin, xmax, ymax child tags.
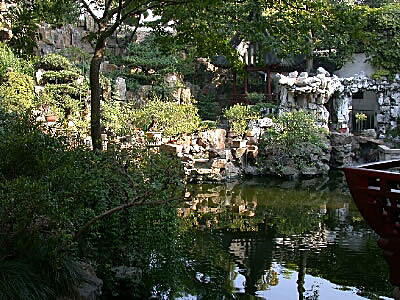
<box><xmin>102</xmin><ymin>99</ymin><xmax>132</xmax><ymax>135</ymax></box>
<box><xmin>259</xmin><ymin>111</ymin><xmax>328</xmax><ymax>175</ymax></box>
<box><xmin>196</xmin><ymin>93</ymin><xmax>218</xmax><ymax>121</ymax></box>
<box><xmin>131</xmin><ymin>100</ymin><xmax>201</xmax><ymax>136</ymax></box>
<box><xmin>364</xmin><ymin>3</ymin><xmax>400</xmax><ymax>78</ymax></box>
<box><xmin>0</xmin><ymin>43</ymin><xmax>35</xmax><ymax>81</ymax></box>
<box><xmin>0</xmin><ymin>71</ymin><xmax>35</xmax><ymax>113</ymax></box>
<box><xmin>59</xmin><ymin>47</ymin><xmax>91</xmax><ymax>73</ymax></box>
<box><xmin>262</xmin><ymin>111</ymin><xmax>325</xmax><ymax>148</ymax></box>
<box><xmin>223</xmin><ymin>103</ymin><xmax>260</xmax><ymax>135</ymax></box>
<box><xmin>36</xmin><ymin>57</ymin><xmax>90</xmax><ymax>136</ymax></box>
<box><xmin>41</xmin><ymin>69</ymin><xmax>81</xmax><ymax>84</ymax></box>
<box><xmin>0</xmin><ymin>110</ymin><xmax>185</xmax><ymax>298</ymax></box>
<box><xmin>40</xmin><ymin>53</ymin><xmax>72</xmax><ymax>71</ymax></box>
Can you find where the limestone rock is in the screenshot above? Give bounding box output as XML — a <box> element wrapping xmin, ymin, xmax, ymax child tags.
<box><xmin>198</xmin><ymin>129</ymin><xmax>226</xmax><ymax>150</ymax></box>
<box><xmin>115</xmin><ymin>77</ymin><xmax>126</xmax><ymax>101</ymax></box>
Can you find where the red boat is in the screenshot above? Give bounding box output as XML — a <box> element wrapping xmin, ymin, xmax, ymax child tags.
<box><xmin>344</xmin><ymin>160</ymin><xmax>400</xmax><ymax>288</ymax></box>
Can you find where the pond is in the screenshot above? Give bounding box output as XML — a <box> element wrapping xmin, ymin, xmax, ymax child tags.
<box><xmin>168</xmin><ymin>173</ymin><xmax>393</xmax><ymax>300</ymax></box>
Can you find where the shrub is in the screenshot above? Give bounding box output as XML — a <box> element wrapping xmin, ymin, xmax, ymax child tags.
<box><xmin>259</xmin><ymin>111</ymin><xmax>328</xmax><ymax>175</ymax></box>
<box><xmin>364</xmin><ymin>3</ymin><xmax>400</xmax><ymax>78</ymax></box>
<box><xmin>247</xmin><ymin>92</ymin><xmax>265</xmax><ymax>104</ymax></box>
<box><xmin>223</xmin><ymin>103</ymin><xmax>260</xmax><ymax>135</ymax></box>
<box><xmin>131</xmin><ymin>100</ymin><xmax>201</xmax><ymax>136</ymax></box>
<box><xmin>40</xmin><ymin>53</ymin><xmax>72</xmax><ymax>71</ymax></box>
<box><xmin>196</xmin><ymin>93</ymin><xmax>218</xmax><ymax>121</ymax></box>
<box><xmin>261</xmin><ymin>111</ymin><xmax>325</xmax><ymax>148</ymax></box>
<box><xmin>0</xmin><ymin>110</ymin><xmax>185</xmax><ymax>298</ymax></box>
<box><xmin>0</xmin><ymin>71</ymin><xmax>35</xmax><ymax>113</ymax></box>
<box><xmin>0</xmin><ymin>43</ymin><xmax>22</xmax><ymax>81</ymax></box>
<box><xmin>59</xmin><ymin>47</ymin><xmax>91</xmax><ymax>73</ymax></box>
<box><xmin>41</xmin><ymin>70</ymin><xmax>81</xmax><ymax>84</ymax></box>
<box><xmin>0</xmin><ymin>43</ymin><xmax>35</xmax><ymax>81</ymax></box>
<box><xmin>102</xmin><ymin>99</ymin><xmax>132</xmax><ymax>135</ymax></box>
<box><xmin>38</xmin><ymin>62</ymin><xmax>90</xmax><ymax>135</ymax></box>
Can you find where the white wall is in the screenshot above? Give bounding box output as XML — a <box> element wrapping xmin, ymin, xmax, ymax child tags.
<box><xmin>334</xmin><ymin>53</ymin><xmax>375</xmax><ymax>78</ymax></box>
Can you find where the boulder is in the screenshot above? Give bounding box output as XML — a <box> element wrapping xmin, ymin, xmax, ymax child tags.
<box><xmin>198</xmin><ymin>129</ymin><xmax>226</xmax><ymax>150</ymax></box>
<box><xmin>57</xmin><ymin>262</ymin><xmax>102</xmax><ymax>300</ymax></box>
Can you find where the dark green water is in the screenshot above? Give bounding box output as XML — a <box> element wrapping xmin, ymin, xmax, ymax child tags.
<box><xmin>172</xmin><ymin>173</ymin><xmax>393</xmax><ymax>300</ymax></box>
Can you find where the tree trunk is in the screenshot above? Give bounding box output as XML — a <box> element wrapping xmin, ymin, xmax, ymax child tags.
<box><xmin>306</xmin><ymin>29</ymin><xmax>314</xmax><ymax>73</ymax></box>
<box><xmin>90</xmin><ymin>36</ymin><xmax>107</xmax><ymax>151</ymax></box>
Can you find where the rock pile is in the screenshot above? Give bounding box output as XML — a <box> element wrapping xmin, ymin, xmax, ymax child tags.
<box><xmin>277</xmin><ymin>68</ymin><xmax>341</xmax><ymax>129</ymax></box>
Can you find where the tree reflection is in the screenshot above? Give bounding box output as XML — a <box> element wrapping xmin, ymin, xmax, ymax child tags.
<box><xmin>134</xmin><ymin>179</ymin><xmax>392</xmax><ymax>299</ymax></box>
<box><xmin>176</xmin><ymin>180</ymin><xmax>392</xmax><ymax>299</ymax></box>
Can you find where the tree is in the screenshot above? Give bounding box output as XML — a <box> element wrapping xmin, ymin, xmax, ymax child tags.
<box><xmin>363</xmin><ymin>3</ymin><xmax>400</xmax><ymax>77</ymax></box>
<box><xmin>152</xmin><ymin>0</ymin><xmax>366</xmax><ymax>73</ymax></box>
<box><xmin>260</xmin><ymin>0</ymin><xmax>367</xmax><ymax>71</ymax></box>
<box><xmin>78</xmin><ymin>0</ymin><xmax>221</xmax><ymax>150</ymax></box>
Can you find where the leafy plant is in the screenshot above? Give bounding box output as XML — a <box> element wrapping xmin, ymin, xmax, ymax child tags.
<box><xmin>0</xmin><ymin>43</ymin><xmax>35</xmax><ymax>81</ymax></box>
<box><xmin>196</xmin><ymin>93</ymin><xmax>218</xmax><ymax>121</ymax></box>
<box><xmin>247</xmin><ymin>92</ymin><xmax>265</xmax><ymax>104</ymax></box>
<box><xmin>259</xmin><ymin>111</ymin><xmax>328</xmax><ymax>176</ymax></box>
<box><xmin>371</xmin><ymin>69</ymin><xmax>392</xmax><ymax>80</ymax></box>
<box><xmin>40</xmin><ymin>53</ymin><xmax>73</xmax><ymax>71</ymax></box>
<box><xmin>0</xmin><ymin>71</ymin><xmax>35</xmax><ymax>113</ymax></box>
<box><xmin>0</xmin><ymin>109</ymin><xmax>185</xmax><ymax>298</ymax></box>
<box><xmin>223</xmin><ymin>104</ymin><xmax>260</xmax><ymax>135</ymax></box>
<box><xmin>41</xmin><ymin>70</ymin><xmax>81</xmax><ymax>84</ymax></box>
<box><xmin>59</xmin><ymin>47</ymin><xmax>91</xmax><ymax>74</ymax></box>
<box><xmin>102</xmin><ymin>99</ymin><xmax>133</xmax><ymax>135</ymax></box>
<box><xmin>364</xmin><ymin>3</ymin><xmax>400</xmax><ymax>78</ymax></box>
<box><xmin>131</xmin><ymin>100</ymin><xmax>201</xmax><ymax>136</ymax></box>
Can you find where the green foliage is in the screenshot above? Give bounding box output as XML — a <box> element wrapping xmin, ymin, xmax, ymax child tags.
<box><xmin>153</xmin><ymin>0</ymin><xmax>363</xmax><ymax>71</ymax></box>
<box><xmin>196</xmin><ymin>93</ymin><xmax>218</xmax><ymax>121</ymax></box>
<box><xmin>0</xmin><ymin>110</ymin><xmax>185</xmax><ymax>298</ymax></box>
<box><xmin>199</xmin><ymin>120</ymin><xmax>217</xmax><ymax>130</ymax></box>
<box><xmin>59</xmin><ymin>47</ymin><xmax>91</xmax><ymax>74</ymax></box>
<box><xmin>0</xmin><ymin>43</ymin><xmax>24</xmax><ymax>80</ymax></box>
<box><xmin>371</xmin><ymin>69</ymin><xmax>393</xmax><ymax>80</ymax></box>
<box><xmin>262</xmin><ymin>111</ymin><xmax>325</xmax><ymax>148</ymax></box>
<box><xmin>131</xmin><ymin>100</ymin><xmax>201</xmax><ymax>136</ymax></box>
<box><xmin>247</xmin><ymin>92</ymin><xmax>265</xmax><ymax>104</ymax></box>
<box><xmin>125</xmin><ymin>36</ymin><xmax>181</xmax><ymax>72</ymax></box>
<box><xmin>0</xmin><ymin>43</ymin><xmax>35</xmax><ymax>81</ymax></box>
<box><xmin>0</xmin><ymin>71</ymin><xmax>35</xmax><ymax>113</ymax></box>
<box><xmin>113</xmin><ymin>35</ymin><xmax>191</xmax><ymax>100</ymax></box>
<box><xmin>223</xmin><ymin>104</ymin><xmax>260</xmax><ymax>135</ymax></box>
<box><xmin>259</xmin><ymin>111</ymin><xmax>327</xmax><ymax>175</ymax></box>
<box><xmin>40</xmin><ymin>53</ymin><xmax>73</xmax><ymax>71</ymax></box>
<box><xmin>364</xmin><ymin>3</ymin><xmax>400</xmax><ymax>77</ymax></box>
<box><xmin>101</xmin><ymin>99</ymin><xmax>133</xmax><ymax>135</ymax></box>
<box><xmin>36</xmin><ymin>55</ymin><xmax>90</xmax><ymax>135</ymax></box>
<box><xmin>41</xmin><ymin>70</ymin><xmax>81</xmax><ymax>84</ymax></box>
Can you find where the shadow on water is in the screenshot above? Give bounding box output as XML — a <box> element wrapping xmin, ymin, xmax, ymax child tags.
<box><xmin>173</xmin><ymin>170</ymin><xmax>393</xmax><ymax>300</ymax></box>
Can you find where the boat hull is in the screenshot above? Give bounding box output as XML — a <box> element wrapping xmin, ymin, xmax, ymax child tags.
<box><xmin>344</xmin><ymin>160</ymin><xmax>400</xmax><ymax>286</ymax></box>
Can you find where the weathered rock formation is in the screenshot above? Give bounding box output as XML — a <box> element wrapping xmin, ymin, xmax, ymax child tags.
<box><xmin>337</xmin><ymin>72</ymin><xmax>400</xmax><ymax>138</ymax></box>
<box><xmin>277</xmin><ymin>67</ymin><xmax>341</xmax><ymax>129</ymax></box>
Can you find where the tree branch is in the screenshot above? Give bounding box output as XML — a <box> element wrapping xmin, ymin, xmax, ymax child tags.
<box><xmin>104</xmin><ymin>0</ymin><xmax>113</xmax><ymax>16</ymax></box>
<box><xmin>72</xmin><ymin>193</ymin><xmax>180</xmax><ymax>242</ymax></box>
<box><xmin>80</xmin><ymin>0</ymin><xmax>100</xmax><ymax>23</ymax></box>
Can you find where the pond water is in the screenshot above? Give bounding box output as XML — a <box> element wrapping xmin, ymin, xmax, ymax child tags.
<box><xmin>171</xmin><ymin>173</ymin><xmax>393</xmax><ymax>300</ymax></box>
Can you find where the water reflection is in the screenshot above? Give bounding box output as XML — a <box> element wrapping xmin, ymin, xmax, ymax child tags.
<box><xmin>176</xmin><ymin>174</ymin><xmax>393</xmax><ymax>300</ymax></box>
